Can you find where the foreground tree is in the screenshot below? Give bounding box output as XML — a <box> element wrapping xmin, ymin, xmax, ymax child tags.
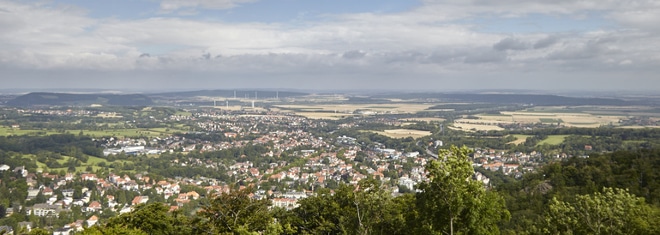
<box><xmin>197</xmin><ymin>187</ymin><xmax>272</xmax><ymax>234</ymax></box>
<box><xmin>545</xmin><ymin>187</ymin><xmax>660</xmax><ymax>235</ymax></box>
<box><xmin>94</xmin><ymin>203</ymin><xmax>187</xmax><ymax>235</ymax></box>
<box><xmin>416</xmin><ymin>145</ymin><xmax>510</xmax><ymax>235</ymax></box>
<box><xmin>288</xmin><ymin>179</ymin><xmax>409</xmax><ymax>235</ymax></box>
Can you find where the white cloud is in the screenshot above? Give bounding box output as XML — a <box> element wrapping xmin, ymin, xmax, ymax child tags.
<box><xmin>1</xmin><ymin>0</ymin><xmax>660</xmax><ymax>90</ymax></box>
<box><xmin>159</xmin><ymin>0</ymin><xmax>257</xmax><ymax>12</ymax></box>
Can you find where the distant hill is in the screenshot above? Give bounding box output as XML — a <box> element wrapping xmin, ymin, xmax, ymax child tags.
<box><xmin>149</xmin><ymin>90</ymin><xmax>308</xmax><ymax>99</ymax></box>
<box><xmin>373</xmin><ymin>93</ymin><xmax>632</xmax><ymax>106</ymax></box>
<box><xmin>7</xmin><ymin>92</ymin><xmax>154</xmax><ymax>107</ymax></box>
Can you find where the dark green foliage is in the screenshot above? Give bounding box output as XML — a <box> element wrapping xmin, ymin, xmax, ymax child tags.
<box><xmin>416</xmin><ymin>146</ymin><xmax>510</xmax><ymax>235</ymax></box>
<box><xmin>0</xmin><ymin>134</ymin><xmax>102</xmax><ymax>158</ymax></box>
<box><xmin>97</xmin><ymin>203</ymin><xmax>191</xmax><ymax>235</ymax></box>
<box><xmin>197</xmin><ymin>188</ymin><xmax>272</xmax><ymax>234</ymax></box>
<box><xmin>7</xmin><ymin>92</ymin><xmax>154</xmax><ymax>107</ymax></box>
<box><xmin>287</xmin><ymin>180</ymin><xmax>412</xmax><ymax>235</ymax></box>
<box><xmin>498</xmin><ymin>148</ymin><xmax>660</xmax><ymax>233</ymax></box>
<box><xmin>545</xmin><ymin>188</ymin><xmax>660</xmax><ymax>235</ymax></box>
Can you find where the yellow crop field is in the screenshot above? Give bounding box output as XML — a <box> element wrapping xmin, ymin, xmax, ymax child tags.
<box><xmin>294</xmin><ymin>112</ymin><xmax>355</xmax><ymax>120</ymax></box>
<box><xmin>450</xmin><ymin>123</ymin><xmax>504</xmax><ymax>131</ymax></box>
<box><xmin>275</xmin><ymin>103</ymin><xmax>436</xmax><ymax>114</ymax></box>
<box><xmin>399</xmin><ymin>117</ymin><xmax>446</xmax><ymax>122</ymax></box>
<box><xmin>508</xmin><ymin>134</ymin><xmax>533</xmax><ymax>145</ymax></box>
<box><xmin>370</xmin><ymin>129</ymin><xmax>432</xmax><ymax>139</ymax></box>
<box><xmin>472</xmin><ymin>111</ymin><xmax>625</xmax><ymax>128</ymax></box>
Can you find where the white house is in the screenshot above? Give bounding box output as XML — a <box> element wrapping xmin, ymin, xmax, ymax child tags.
<box><xmin>0</xmin><ymin>164</ymin><xmax>10</xmax><ymax>171</ymax></box>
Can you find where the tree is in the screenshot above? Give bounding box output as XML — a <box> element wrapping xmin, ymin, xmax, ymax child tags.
<box><xmin>27</xmin><ymin>228</ymin><xmax>51</xmax><ymax>235</ymax></box>
<box><xmin>79</xmin><ymin>226</ymin><xmax>147</xmax><ymax>235</ymax></box>
<box><xmin>103</xmin><ymin>203</ymin><xmax>181</xmax><ymax>235</ymax></box>
<box><xmin>545</xmin><ymin>187</ymin><xmax>660</xmax><ymax>235</ymax></box>
<box><xmin>197</xmin><ymin>188</ymin><xmax>272</xmax><ymax>234</ymax></box>
<box><xmin>416</xmin><ymin>145</ymin><xmax>509</xmax><ymax>235</ymax></box>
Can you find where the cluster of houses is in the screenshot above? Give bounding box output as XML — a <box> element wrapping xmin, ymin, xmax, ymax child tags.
<box><xmin>472</xmin><ymin>149</ymin><xmax>542</xmax><ymax>178</ymax></box>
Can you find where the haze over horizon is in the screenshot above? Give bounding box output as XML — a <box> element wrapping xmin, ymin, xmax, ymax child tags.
<box><xmin>1</xmin><ymin>0</ymin><xmax>659</xmax><ymax>91</ymax></box>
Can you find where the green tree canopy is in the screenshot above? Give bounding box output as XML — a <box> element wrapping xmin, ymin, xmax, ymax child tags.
<box><xmin>416</xmin><ymin>145</ymin><xmax>510</xmax><ymax>235</ymax></box>
<box><xmin>545</xmin><ymin>187</ymin><xmax>660</xmax><ymax>235</ymax></box>
<box><xmin>197</xmin><ymin>187</ymin><xmax>272</xmax><ymax>234</ymax></box>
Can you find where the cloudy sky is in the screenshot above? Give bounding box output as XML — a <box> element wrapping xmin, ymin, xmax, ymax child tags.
<box><xmin>1</xmin><ymin>0</ymin><xmax>659</xmax><ymax>92</ymax></box>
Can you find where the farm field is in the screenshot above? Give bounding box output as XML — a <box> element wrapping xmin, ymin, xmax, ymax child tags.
<box><xmin>399</xmin><ymin>117</ymin><xmax>446</xmax><ymax>122</ymax></box>
<box><xmin>369</xmin><ymin>129</ymin><xmax>432</xmax><ymax>139</ymax></box>
<box><xmin>451</xmin><ymin>105</ymin><xmax>660</xmax><ymax>130</ymax></box>
<box><xmin>508</xmin><ymin>134</ymin><xmax>533</xmax><ymax>145</ymax></box>
<box><xmin>293</xmin><ymin>112</ymin><xmax>356</xmax><ymax>120</ymax></box>
<box><xmin>450</xmin><ymin>123</ymin><xmax>504</xmax><ymax>131</ymax></box>
<box><xmin>491</xmin><ymin>111</ymin><xmax>621</xmax><ymax>127</ymax></box>
<box><xmin>273</xmin><ymin>103</ymin><xmax>437</xmax><ymax>115</ymax></box>
<box><xmin>537</xmin><ymin>135</ymin><xmax>569</xmax><ymax>145</ymax></box>
<box><xmin>0</xmin><ymin>126</ymin><xmax>60</xmax><ymax>136</ymax></box>
<box><xmin>34</xmin><ymin>154</ymin><xmax>135</xmax><ymax>173</ymax></box>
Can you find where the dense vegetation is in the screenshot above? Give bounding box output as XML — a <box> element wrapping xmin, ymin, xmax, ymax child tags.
<box><xmin>497</xmin><ymin>148</ymin><xmax>660</xmax><ymax>234</ymax></box>
<box><xmin>7</xmin><ymin>93</ymin><xmax>154</xmax><ymax>107</ymax></box>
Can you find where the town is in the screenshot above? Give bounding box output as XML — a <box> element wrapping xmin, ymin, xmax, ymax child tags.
<box><xmin>0</xmin><ymin>103</ymin><xmax>568</xmax><ymax>234</ymax></box>
<box><xmin>1</xmin><ymin>90</ymin><xmax>660</xmax><ymax>235</ymax></box>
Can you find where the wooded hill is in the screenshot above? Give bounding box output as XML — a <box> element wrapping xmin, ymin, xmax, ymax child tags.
<box><xmin>7</xmin><ymin>93</ymin><xmax>153</xmax><ymax>107</ymax></box>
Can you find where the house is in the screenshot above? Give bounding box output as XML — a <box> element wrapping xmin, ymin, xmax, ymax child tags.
<box><xmin>30</xmin><ymin>203</ymin><xmax>62</xmax><ymax>217</ymax></box>
<box><xmin>87</xmin><ymin>215</ymin><xmax>99</xmax><ymax>227</ymax></box>
<box><xmin>53</xmin><ymin>227</ymin><xmax>74</xmax><ymax>235</ymax></box>
<box><xmin>119</xmin><ymin>206</ymin><xmax>133</xmax><ymax>214</ymax></box>
<box><xmin>224</xmin><ymin>132</ymin><xmax>238</xmax><ymax>138</ymax></box>
<box><xmin>187</xmin><ymin>191</ymin><xmax>200</xmax><ymax>200</ymax></box>
<box><xmin>0</xmin><ymin>226</ymin><xmax>13</xmax><ymax>234</ymax></box>
<box><xmin>3</xmin><ymin>207</ymin><xmax>12</xmax><ymax>217</ymax></box>
<box><xmin>0</xmin><ymin>165</ymin><xmax>10</xmax><ymax>171</ymax></box>
<box><xmin>65</xmin><ymin>173</ymin><xmax>74</xmax><ymax>181</ymax></box>
<box><xmin>131</xmin><ymin>196</ymin><xmax>149</xmax><ymax>206</ymax></box>
<box><xmin>17</xmin><ymin>222</ymin><xmax>32</xmax><ymax>232</ymax></box>
<box><xmin>13</xmin><ymin>166</ymin><xmax>27</xmax><ymax>177</ymax></box>
<box><xmin>271</xmin><ymin>198</ymin><xmax>299</xmax><ymax>209</ymax></box>
<box><xmin>86</xmin><ymin>201</ymin><xmax>102</xmax><ymax>212</ymax></box>
<box><xmin>26</xmin><ymin>189</ymin><xmax>40</xmax><ymax>199</ymax></box>
<box><xmin>81</xmin><ymin>173</ymin><xmax>98</xmax><ymax>181</ymax></box>
<box><xmin>68</xmin><ymin>220</ymin><xmax>85</xmax><ymax>232</ymax></box>
<box><xmin>42</xmin><ymin>187</ymin><xmax>54</xmax><ymax>196</ymax></box>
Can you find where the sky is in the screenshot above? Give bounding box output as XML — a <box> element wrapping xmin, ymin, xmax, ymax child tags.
<box><xmin>1</xmin><ymin>0</ymin><xmax>659</xmax><ymax>92</ymax></box>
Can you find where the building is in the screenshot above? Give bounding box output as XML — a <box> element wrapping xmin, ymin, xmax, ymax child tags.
<box><xmin>0</xmin><ymin>226</ymin><xmax>13</xmax><ymax>234</ymax></box>
<box><xmin>29</xmin><ymin>203</ymin><xmax>62</xmax><ymax>217</ymax></box>
<box><xmin>271</xmin><ymin>198</ymin><xmax>299</xmax><ymax>209</ymax></box>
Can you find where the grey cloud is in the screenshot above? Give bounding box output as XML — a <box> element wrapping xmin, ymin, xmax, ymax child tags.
<box><xmin>139</xmin><ymin>53</ymin><xmax>151</xmax><ymax>57</ymax></box>
<box><xmin>533</xmin><ymin>36</ymin><xmax>559</xmax><ymax>49</ymax></box>
<box><xmin>426</xmin><ymin>50</ymin><xmax>465</xmax><ymax>64</ymax></box>
<box><xmin>464</xmin><ymin>49</ymin><xmax>506</xmax><ymax>63</ymax></box>
<box><xmin>342</xmin><ymin>50</ymin><xmax>366</xmax><ymax>59</ymax></box>
<box><xmin>547</xmin><ymin>43</ymin><xmax>603</xmax><ymax>60</ymax></box>
<box><xmin>547</xmin><ymin>35</ymin><xmax>624</xmax><ymax>61</ymax></box>
<box><xmin>493</xmin><ymin>38</ymin><xmax>529</xmax><ymax>51</ymax></box>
